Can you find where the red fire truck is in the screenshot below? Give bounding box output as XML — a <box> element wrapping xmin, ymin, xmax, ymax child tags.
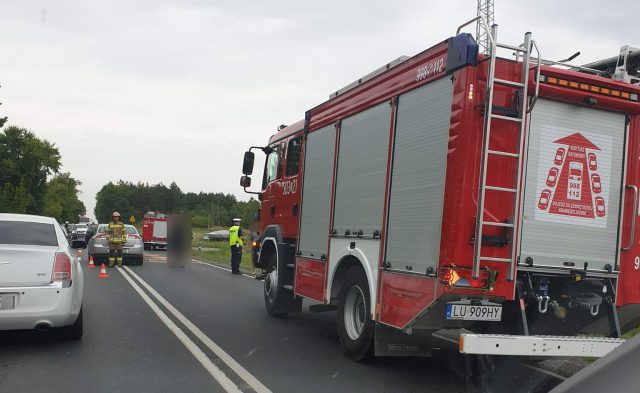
<box><xmin>142</xmin><ymin>211</ymin><xmax>167</xmax><ymax>250</ymax></box>
<box><xmin>239</xmin><ymin>17</ymin><xmax>640</xmax><ymax>360</ymax></box>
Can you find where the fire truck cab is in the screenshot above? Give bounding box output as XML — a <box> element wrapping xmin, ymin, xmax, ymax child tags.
<box><xmin>240</xmin><ymin>16</ymin><xmax>640</xmax><ymax>361</ymax></box>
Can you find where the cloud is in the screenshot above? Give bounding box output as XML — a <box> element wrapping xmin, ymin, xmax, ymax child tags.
<box><xmin>0</xmin><ymin>0</ymin><xmax>636</xmax><ymax>219</ymax></box>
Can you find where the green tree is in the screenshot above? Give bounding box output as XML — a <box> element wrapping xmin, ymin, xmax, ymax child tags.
<box><xmin>0</xmin><ymin>126</ymin><xmax>61</xmax><ymax>213</ymax></box>
<box><xmin>94</xmin><ymin>181</ymin><xmax>135</xmax><ymax>223</ymax></box>
<box><xmin>94</xmin><ymin>181</ymin><xmax>259</xmax><ymax>229</ymax></box>
<box><xmin>0</xmin><ymin>182</ymin><xmax>31</xmax><ymax>213</ymax></box>
<box><xmin>42</xmin><ymin>173</ymin><xmax>86</xmax><ymax>223</ymax></box>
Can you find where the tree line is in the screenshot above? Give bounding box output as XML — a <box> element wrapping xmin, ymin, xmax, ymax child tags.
<box><xmin>0</xmin><ymin>125</ymin><xmax>86</xmax><ymax>222</ymax></box>
<box><xmin>94</xmin><ymin>181</ymin><xmax>259</xmax><ymax>228</ymax></box>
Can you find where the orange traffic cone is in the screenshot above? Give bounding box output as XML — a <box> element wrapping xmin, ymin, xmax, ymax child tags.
<box><xmin>98</xmin><ymin>263</ymin><xmax>109</xmax><ymax>278</ymax></box>
<box><xmin>88</xmin><ymin>255</ymin><xmax>96</xmax><ymax>268</ymax></box>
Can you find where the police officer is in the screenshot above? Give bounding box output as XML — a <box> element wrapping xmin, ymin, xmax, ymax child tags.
<box><xmin>107</xmin><ymin>211</ymin><xmax>127</xmax><ymax>267</ymax></box>
<box><xmin>229</xmin><ymin>218</ymin><xmax>244</xmax><ymax>274</ymax></box>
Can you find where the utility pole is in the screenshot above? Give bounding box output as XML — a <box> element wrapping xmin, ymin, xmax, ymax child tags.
<box><xmin>477</xmin><ymin>0</ymin><xmax>494</xmax><ymax>56</ymax></box>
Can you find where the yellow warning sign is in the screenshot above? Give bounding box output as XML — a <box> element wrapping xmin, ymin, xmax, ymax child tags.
<box><xmin>129</xmin><ymin>215</ymin><xmax>136</xmax><ymax>224</ymax></box>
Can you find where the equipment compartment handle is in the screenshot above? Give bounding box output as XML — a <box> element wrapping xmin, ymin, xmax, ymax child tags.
<box><xmin>623</xmin><ymin>184</ymin><xmax>638</xmax><ymax>251</ymax></box>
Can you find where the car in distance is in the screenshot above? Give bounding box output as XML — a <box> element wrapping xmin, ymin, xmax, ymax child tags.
<box><xmin>0</xmin><ymin>213</ymin><xmax>85</xmax><ymax>339</ymax></box>
<box><xmin>73</xmin><ymin>223</ymin><xmax>88</xmax><ymax>240</ymax></box>
<box><xmin>88</xmin><ymin>224</ymin><xmax>144</xmax><ymax>265</ymax></box>
<box><xmin>203</xmin><ymin>229</ymin><xmax>230</xmax><ymax>240</ymax></box>
<box><xmin>83</xmin><ymin>223</ymin><xmax>98</xmax><ymax>243</ymax></box>
<box><xmin>64</xmin><ymin>223</ymin><xmax>76</xmax><ymax>240</ymax></box>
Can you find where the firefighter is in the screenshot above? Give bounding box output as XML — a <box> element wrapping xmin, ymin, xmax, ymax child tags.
<box><xmin>229</xmin><ymin>218</ymin><xmax>244</xmax><ymax>274</ymax></box>
<box><xmin>107</xmin><ymin>211</ymin><xmax>127</xmax><ymax>268</ymax></box>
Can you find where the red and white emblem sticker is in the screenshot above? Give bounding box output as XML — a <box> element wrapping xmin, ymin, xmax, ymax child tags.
<box><xmin>534</xmin><ymin>126</ymin><xmax>612</xmax><ymax>228</ymax></box>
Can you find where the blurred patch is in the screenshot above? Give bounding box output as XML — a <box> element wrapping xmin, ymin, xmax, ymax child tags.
<box><xmin>167</xmin><ymin>214</ymin><xmax>192</xmax><ymax>268</ymax></box>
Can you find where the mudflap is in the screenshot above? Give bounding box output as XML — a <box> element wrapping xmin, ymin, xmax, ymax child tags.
<box><xmin>374</xmin><ymin>323</ymin><xmax>433</xmax><ymax>357</ymax></box>
<box><xmin>275</xmin><ymin>242</ymin><xmax>302</xmax><ymax>314</ymax></box>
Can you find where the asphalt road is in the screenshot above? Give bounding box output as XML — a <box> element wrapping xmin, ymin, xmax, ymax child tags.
<box><xmin>0</xmin><ymin>249</ymin><xmax>567</xmax><ymax>393</ymax></box>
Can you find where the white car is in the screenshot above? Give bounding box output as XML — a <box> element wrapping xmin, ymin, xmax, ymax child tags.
<box><xmin>203</xmin><ymin>229</ymin><xmax>230</xmax><ymax>240</ymax></box>
<box><xmin>0</xmin><ymin>213</ymin><xmax>85</xmax><ymax>339</ymax></box>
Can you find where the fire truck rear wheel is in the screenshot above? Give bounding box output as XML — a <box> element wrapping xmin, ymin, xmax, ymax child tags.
<box><xmin>264</xmin><ymin>253</ymin><xmax>287</xmax><ymax>318</ymax></box>
<box><xmin>337</xmin><ymin>266</ymin><xmax>374</xmax><ymax>361</ymax></box>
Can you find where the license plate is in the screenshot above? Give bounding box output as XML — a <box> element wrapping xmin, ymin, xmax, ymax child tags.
<box><xmin>446</xmin><ymin>303</ymin><xmax>502</xmax><ymax>321</ymax></box>
<box><xmin>0</xmin><ymin>294</ymin><xmax>16</xmax><ymax>310</ymax></box>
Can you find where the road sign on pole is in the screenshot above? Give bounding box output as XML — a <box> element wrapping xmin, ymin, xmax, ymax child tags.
<box><xmin>130</xmin><ymin>215</ymin><xmax>136</xmax><ymax>224</ymax></box>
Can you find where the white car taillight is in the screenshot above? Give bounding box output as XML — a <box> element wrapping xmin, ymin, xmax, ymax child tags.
<box><xmin>52</xmin><ymin>252</ymin><xmax>72</xmax><ymax>285</ymax></box>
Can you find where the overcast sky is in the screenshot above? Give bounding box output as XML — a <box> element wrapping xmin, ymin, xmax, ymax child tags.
<box><xmin>0</xmin><ymin>0</ymin><xmax>636</xmax><ymax>220</ymax></box>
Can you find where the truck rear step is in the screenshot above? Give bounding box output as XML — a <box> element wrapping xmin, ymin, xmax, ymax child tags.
<box><xmin>460</xmin><ymin>333</ymin><xmax>625</xmax><ymax>357</ymax></box>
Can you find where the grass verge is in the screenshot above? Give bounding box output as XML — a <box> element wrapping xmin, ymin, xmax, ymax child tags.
<box><xmin>623</xmin><ymin>325</ymin><xmax>640</xmax><ymax>339</ymax></box>
<box><xmin>191</xmin><ymin>227</ymin><xmax>255</xmax><ymax>272</ymax></box>
<box><xmin>192</xmin><ymin>243</ymin><xmax>254</xmax><ymax>270</ymax></box>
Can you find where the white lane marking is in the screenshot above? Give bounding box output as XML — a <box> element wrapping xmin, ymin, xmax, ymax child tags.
<box><xmin>123</xmin><ymin>266</ymin><xmax>272</xmax><ymax>393</ymax></box>
<box><xmin>519</xmin><ymin>362</ymin><xmax>567</xmax><ymax>381</ymax></box>
<box><xmin>117</xmin><ymin>267</ymin><xmax>242</xmax><ymax>393</ymax></box>
<box><xmin>192</xmin><ymin>260</ymin><xmax>255</xmax><ymax>278</ymax></box>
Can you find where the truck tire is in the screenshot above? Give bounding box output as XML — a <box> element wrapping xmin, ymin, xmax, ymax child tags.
<box><xmin>61</xmin><ymin>307</ymin><xmax>83</xmax><ymax>340</ymax></box>
<box><xmin>337</xmin><ymin>266</ymin><xmax>374</xmax><ymax>361</ymax></box>
<box><xmin>264</xmin><ymin>253</ymin><xmax>287</xmax><ymax>318</ymax></box>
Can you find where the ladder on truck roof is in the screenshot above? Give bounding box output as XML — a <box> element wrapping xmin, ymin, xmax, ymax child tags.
<box><xmin>458</xmin><ymin>17</ymin><xmax>541</xmax><ymax>280</ymax></box>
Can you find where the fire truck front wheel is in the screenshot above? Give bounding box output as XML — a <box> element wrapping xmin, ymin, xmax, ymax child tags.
<box><xmin>337</xmin><ymin>266</ymin><xmax>374</xmax><ymax>361</ymax></box>
<box><xmin>264</xmin><ymin>253</ymin><xmax>287</xmax><ymax>318</ymax></box>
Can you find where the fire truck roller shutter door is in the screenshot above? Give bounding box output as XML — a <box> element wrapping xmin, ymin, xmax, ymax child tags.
<box><xmin>297</xmin><ymin>125</ymin><xmax>336</xmax><ymax>259</ymax></box>
<box><xmin>329</xmin><ymin>101</ymin><xmax>391</xmax><ymax>316</ymax></box>
<box><xmin>520</xmin><ymin>98</ymin><xmax>626</xmax><ymax>271</ymax></box>
<box><xmin>332</xmin><ymin>101</ymin><xmax>391</xmax><ymax>237</ymax></box>
<box><xmin>385</xmin><ymin>77</ymin><xmax>453</xmax><ymax>273</ymax></box>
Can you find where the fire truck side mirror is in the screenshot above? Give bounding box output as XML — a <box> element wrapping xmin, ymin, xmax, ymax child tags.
<box><xmin>240</xmin><ymin>175</ymin><xmax>252</xmax><ymax>188</ymax></box>
<box><xmin>242</xmin><ymin>151</ymin><xmax>255</xmax><ymax>175</ymax></box>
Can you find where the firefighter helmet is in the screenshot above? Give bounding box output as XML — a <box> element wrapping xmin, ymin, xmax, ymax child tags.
<box><xmin>112</xmin><ymin>211</ymin><xmax>121</xmax><ymax>218</ymax></box>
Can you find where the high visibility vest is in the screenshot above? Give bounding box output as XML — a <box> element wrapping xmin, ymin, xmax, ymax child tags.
<box><xmin>107</xmin><ymin>221</ymin><xmax>127</xmax><ymax>243</ymax></box>
<box><xmin>229</xmin><ymin>225</ymin><xmax>243</xmax><ymax>247</ymax></box>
